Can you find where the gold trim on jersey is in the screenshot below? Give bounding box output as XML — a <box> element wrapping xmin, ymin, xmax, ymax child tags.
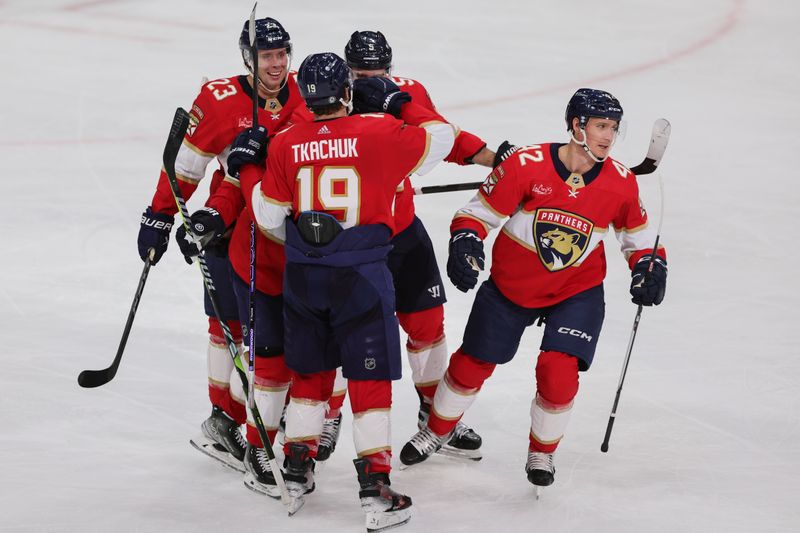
<box><xmin>408</xmin><ymin>131</ymin><xmax>432</xmax><ymax>176</ymax></box>
<box><xmin>566</xmin><ymin>172</ymin><xmax>586</xmax><ymax>190</ymax></box>
<box><xmin>353</xmin><ymin>408</ymin><xmax>391</xmax><ymax>419</ymax></box>
<box><xmin>501</xmin><ymin>226</ymin><xmax>538</xmax><ymax>254</ymax></box>
<box><xmin>223</xmin><ymin>174</ymin><xmax>241</xmax><ymax>188</ymax></box>
<box><xmin>176</xmin><ymin>171</ymin><xmax>200</xmax><ymax>185</ymax></box>
<box><xmin>356</xmin><ymin>446</ymin><xmax>391</xmax><ymax>457</ymax></box>
<box><xmin>182</xmin><ymin>138</ymin><xmax>215</xmax><ymax>158</ymax></box>
<box><xmin>454</xmin><ymin>213</ymin><xmax>491</xmax><ymax>235</ymax></box>
<box><xmin>263</xmin><ymin>97</ymin><xmax>283</xmax><ymax>113</ymax></box>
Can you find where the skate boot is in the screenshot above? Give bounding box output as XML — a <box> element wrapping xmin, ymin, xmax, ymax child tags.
<box><xmin>525</xmin><ymin>451</ymin><xmax>555</xmax><ymax>487</ymax></box>
<box><xmin>418</xmin><ymin>403</ymin><xmax>482</xmax><ymax>461</ymax></box>
<box><xmin>283</xmin><ymin>443</ymin><xmax>315</xmax><ymax>515</ymax></box>
<box><xmin>243</xmin><ymin>445</ymin><xmax>280</xmax><ymax>499</ymax></box>
<box><xmin>200</xmin><ymin>405</ymin><xmax>246</xmax><ymax>461</ymax></box>
<box><xmin>316</xmin><ymin>412</ymin><xmax>342</xmax><ymax>462</ymax></box>
<box><xmin>399</xmin><ymin>426</ymin><xmax>450</xmax><ymax>466</ymax></box>
<box><xmin>354</xmin><ymin>458</ymin><xmax>412</xmax><ymax>532</ymax></box>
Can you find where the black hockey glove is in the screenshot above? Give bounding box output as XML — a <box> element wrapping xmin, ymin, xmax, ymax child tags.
<box><xmin>629</xmin><ymin>254</ymin><xmax>668</xmax><ymax>306</ymax></box>
<box><xmin>447</xmin><ymin>229</ymin><xmax>485</xmax><ymax>292</ymax></box>
<box><xmin>175</xmin><ymin>207</ymin><xmax>227</xmax><ymax>264</ymax></box>
<box><xmin>352</xmin><ymin>77</ymin><xmax>412</xmax><ymax>118</ymax></box>
<box><xmin>137</xmin><ymin>206</ymin><xmax>173</xmax><ymax>265</ymax></box>
<box><xmin>227</xmin><ymin>125</ymin><xmax>268</xmax><ymax>178</ymax></box>
<box><xmin>493</xmin><ymin>140</ymin><xmax>519</xmax><ymax>168</ymax></box>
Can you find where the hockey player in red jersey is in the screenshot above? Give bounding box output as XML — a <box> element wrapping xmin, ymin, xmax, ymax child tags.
<box><xmin>170</xmin><ymin>19</ymin><xmax>314</xmax><ymax>497</ymax></box>
<box><xmin>235</xmin><ymin>52</ymin><xmax>454</xmax><ymax>528</ymax></box>
<box><xmin>311</xmin><ymin>30</ymin><xmax>511</xmax><ymax>464</ymax></box>
<box><xmin>399</xmin><ymin>88</ymin><xmax>668</xmax><ymax>490</ymax></box>
<box><xmin>137</xmin><ymin>17</ymin><xmax>309</xmax><ymax>477</ymax></box>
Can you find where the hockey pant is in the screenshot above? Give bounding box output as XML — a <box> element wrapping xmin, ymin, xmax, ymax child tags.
<box><xmin>286</xmin><ymin>370</ymin><xmax>394</xmax><ymax>474</ymax></box>
<box><xmin>427</xmin><ymin>349</ymin><xmax>578</xmax><ymax>453</ymax></box>
<box><xmin>324</xmin><ymin>305</ymin><xmax>448</xmax><ymax>422</ymax></box>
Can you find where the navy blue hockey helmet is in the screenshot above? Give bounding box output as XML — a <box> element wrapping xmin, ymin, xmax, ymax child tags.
<box><xmin>344</xmin><ymin>31</ymin><xmax>392</xmax><ymax>71</ymax></box>
<box><xmin>239</xmin><ymin>17</ymin><xmax>292</xmax><ymax>73</ymax></box>
<box><xmin>565</xmin><ymin>88</ymin><xmax>623</xmax><ymax>131</ymax></box>
<box><xmin>297</xmin><ymin>53</ymin><xmax>354</xmax><ymax>110</ymax></box>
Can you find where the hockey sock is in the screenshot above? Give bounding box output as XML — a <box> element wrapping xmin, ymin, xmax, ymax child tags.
<box><xmin>427</xmin><ymin>349</ymin><xmax>495</xmax><ymax>436</ymax></box>
<box><xmin>326</xmin><ymin>367</ymin><xmax>347</xmax><ymax>419</ymax></box>
<box><xmin>245</xmin><ymin>353</ymin><xmax>291</xmax><ymax>447</ymax></box>
<box><xmin>349</xmin><ymin>379</ymin><xmax>392</xmax><ymax>474</ymax></box>
<box><xmin>207</xmin><ymin>317</ymin><xmax>246</xmax><ymax>424</ymax></box>
<box><xmin>529</xmin><ymin>351</ymin><xmax>579</xmax><ymax>453</ymax></box>
<box><xmin>398</xmin><ymin>307</ymin><xmax>447</xmax><ymax>405</ymax></box>
<box><xmin>282</xmin><ymin>369</ymin><xmax>336</xmax><ymax>456</ymax></box>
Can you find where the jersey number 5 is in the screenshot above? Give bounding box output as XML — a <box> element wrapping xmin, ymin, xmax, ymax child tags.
<box><xmin>296</xmin><ymin>167</ymin><xmax>361</xmax><ymax>229</ymax></box>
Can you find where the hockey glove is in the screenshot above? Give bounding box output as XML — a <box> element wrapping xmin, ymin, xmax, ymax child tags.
<box><xmin>137</xmin><ymin>207</ymin><xmax>174</xmax><ymax>265</ymax></box>
<box><xmin>227</xmin><ymin>125</ymin><xmax>268</xmax><ymax>178</ymax></box>
<box><xmin>493</xmin><ymin>140</ymin><xmax>519</xmax><ymax>168</ymax></box>
<box><xmin>630</xmin><ymin>254</ymin><xmax>668</xmax><ymax>306</ymax></box>
<box><xmin>175</xmin><ymin>207</ymin><xmax>227</xmax><ymax>264</ymax></box>
<box><xmin>352</xmin><ymin>77</ymin><xmax>412</xmax><ymax>118</ymax></box>
<box><xmin>447</xmin><ymin>230</ymin><xmax>485</xmax><ymax>292</ymax></box>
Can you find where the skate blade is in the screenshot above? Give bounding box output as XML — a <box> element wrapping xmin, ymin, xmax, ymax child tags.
<box><xmin>189</xmin><ymin>438</ymin><xmax>245</xmax><ymax>474</ymax></box>
<box><xmin>242</xmin><ymin>474</ymin><xmax>281</xmax><ymax>500</ymax></box>
<box><xmin>287</xmin><ymin>495</ymin><xmax>306</xmax><ymax>516</ymax></box>
<box><xmin>366</xmin><ymin>508</ymin><xmax>411</xmax><ymax>532</ymax></box>
<box><xmin>435</xmin><ymin>445</ymin><xmax>482</xmax><ymax>461</ymax></box>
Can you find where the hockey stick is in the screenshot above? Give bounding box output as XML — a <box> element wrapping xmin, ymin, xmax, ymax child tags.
<box><xmin>600</xmin><ymin>173</ymin><xmax>665</xmax><ymax>453</ymax></box>
<box><xmin>413</xmin><ymin>118</ymin><xmax>671</xmax><ymax>195</ymax></box>
<box><xmin>247</xmin><ymin>4</ymin><xmax>258</xmax><ymax>420</ymax></box>
<box><xmin>77</xmin><ymin>248</ymin><xmax>155</xmax><ymax>388</ymax></box>
<box><xmin>164</xmin><ymin>107</ymin><xmax>290</xmax><ymax>503</ymax></box>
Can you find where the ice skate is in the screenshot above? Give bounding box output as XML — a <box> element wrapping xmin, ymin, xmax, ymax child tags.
<box><xmin>399</xmin><ymin>426</ymin><xmax>450</xmax><ymax>467</ymax></box>
<box><xmin>190</xmin><ymin>405</ymin><xmax>247</xmax><ymax>472</ymax></box>
<box><xmin>525</xmin><ymin>451</ymin><xmax>555</xmax><ymax>499</ymax></box>
<box><xmin>316</xmin><ymin>412</ymin><xmax>342</xmax><ymax>462</ymax></box>
<box><xmin>354</xmin><ymin>458</ymin><xmax>412</xmax><ymax>532</ymax></box>
<box><xmin>283</xmin><ymin>443</ymin><xmax>315</xmax><ymax>516</ymax></box>
<box><xmin>200</xmin><ymin>405</ymin><xmax>246</xmax><ymax>461</ymax></box>
<box><xmin>417</xmin><ymin>404</ymin><xmax>482</xmax><ymax>461</ymax></box>
<box><xmin>243</xmin><ymin>445</ymin><xmax>281</xmax><ymax>499</ymax></box>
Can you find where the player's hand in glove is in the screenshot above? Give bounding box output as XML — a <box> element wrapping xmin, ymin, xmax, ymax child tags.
<box><xmin>352</xmin><ymin>77</ymin><xmax>411</xmax><ymax>118</ymax></box>
<box><xmin>175</xmin><ymin>208</ymin><xmax>227</xmax><ymax>264</ymax></box>
<box><xmin>227</xmin><ymin>125</ymin><xmax>268</xmax><ymax>178</ymax></box>
<box><xmin>447</xmin><ymin>229</ymin><xmax>485</xmax><ymax>292</ymax></box>
<box><xmin>629</xmin><ymin>254</ymin><xmax>668</xmax><ymax>306</ymax></box>
<box><xmin>493</xmin><ymin>140</ymin><xmax>519</xmax><ymax>168</ymax></box>
<box><xmin>137</xmin><ymin>206</ymin><xmax>174</xmax><ymax>265</ymax></box>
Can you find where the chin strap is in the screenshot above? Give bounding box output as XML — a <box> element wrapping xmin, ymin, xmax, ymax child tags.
<box><xmin>252</xmin><ymin>55</ymin><xmax>293</xmax><ymax>96</ymax></box>
<box><xmin>570</xmin><ymin>127</ymin><xmax>608</xmax><ymax>163</ymax></box>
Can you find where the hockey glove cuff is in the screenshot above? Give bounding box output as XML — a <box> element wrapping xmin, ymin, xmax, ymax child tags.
<box><xmin>227</xmin><ymin>126</ymin><xmax>268</xmax><ymax>178</ymax></box>
<box><xmin>175</xmin><ymin>207</ymin><xmax>227</xmax><ymax>264</ymax></box>
<box><xmin>137</xmin><ymin>207</ymin><xmax>174</xmax><ymax>265</ymax></box>
<box><xmin>447</xmin><ymin>230</ymin><xmax>485</xmax><ymax>292</ymax></box>
<box><xmin>630</xmin><ymin>254</ymin><xmax>668</xmax><ymax>306</ymax></box>
<box><xmin>493</xmin><ymin>140</ymin><xmax>519</xmax><ymax>168</ymax></box>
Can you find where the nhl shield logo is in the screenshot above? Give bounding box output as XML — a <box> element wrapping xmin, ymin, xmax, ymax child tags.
<box><xmin>533</xmin><ymin>208</ymin><xmax>593</xmax><ymax>271</ymax></box>
<box><xmin>364</xmin><ymin>358</ymin><xmax>376</xmax><ymax>370</ymax></box>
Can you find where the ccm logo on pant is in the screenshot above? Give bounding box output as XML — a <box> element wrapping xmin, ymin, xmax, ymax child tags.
<box><xmin>557</xmin><ymin>327</ymin><xmax>592</xmax><ymax>342</ymax></box>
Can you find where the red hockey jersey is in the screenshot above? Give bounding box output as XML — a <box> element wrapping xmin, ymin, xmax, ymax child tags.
<box><xmin>451</xmin><ymin>143</ymin><xmax>666</xmax><ymax>308</ymax></box>
<box><xmin>389</xmin><ymin>76</ymin><xmax>487</xmax><ymax>233</ymax></box>
<box><xmin>254</xmin><ymin>109</ymin><xmax>454</xmax><ymax>236</ymax></box>
<box><xmin>190</xmin><ymin>75</ymin><xmax>313</xmax><ymax>295</ymax></box>
<box><xmin>149</xmin><ymin>74</ymin><xmax>311</xmax><ymax>217</ymax></box>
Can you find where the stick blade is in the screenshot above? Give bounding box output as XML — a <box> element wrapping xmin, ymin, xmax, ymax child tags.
<box><xmin>630</xmin><ymin>118</ymin><xmax>671</xmax><ymax>175</ymax></box>
<box><xmin>77</xmin><ymin>368</ymin><xmax>115</xmax><ymax>388</ymax></box>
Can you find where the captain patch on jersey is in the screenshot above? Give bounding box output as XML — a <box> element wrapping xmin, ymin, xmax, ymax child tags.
<box><xmin>534</xmin><ymin>208</ymin><xmax>593</xmax><ymax>271</ymax></box>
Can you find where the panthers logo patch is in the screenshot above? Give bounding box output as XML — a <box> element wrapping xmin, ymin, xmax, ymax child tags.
<box><xmin>533</xmin><ymin>208</ymin><xmax>594</xmax><ymax>271</ymax></box>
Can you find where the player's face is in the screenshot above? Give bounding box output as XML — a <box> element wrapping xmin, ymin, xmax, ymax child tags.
<box><xmin>350</xmin><ymin>67</ymin><xmax>388</xmax><ymax>79</ymax></box>
<box><xmin>583</xmin><ymin>118</ymin><xmax>619</xmax><ymax>159</ymax></box>
<box><xmin>256</xmin><ymin>48</ymin><xmax>289</xmax><ymax>92</ymax></box>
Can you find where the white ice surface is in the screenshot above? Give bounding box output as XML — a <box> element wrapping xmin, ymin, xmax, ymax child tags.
<box><xmin>1</xmin><ymin>0</ymin><xmax>799</xmax><ymax>531</ymax></box>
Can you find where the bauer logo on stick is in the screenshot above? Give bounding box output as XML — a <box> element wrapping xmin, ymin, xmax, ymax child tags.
<box><xmin>534</xmin><ymin>208</ymin><xmax>593</xmax><ymax>272</ymax></box>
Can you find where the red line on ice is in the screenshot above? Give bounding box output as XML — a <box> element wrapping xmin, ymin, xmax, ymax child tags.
<box><xmin>443</xmin><ymin>0</ymin><xmax>745</xmax><ymax>112</ymax></box>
